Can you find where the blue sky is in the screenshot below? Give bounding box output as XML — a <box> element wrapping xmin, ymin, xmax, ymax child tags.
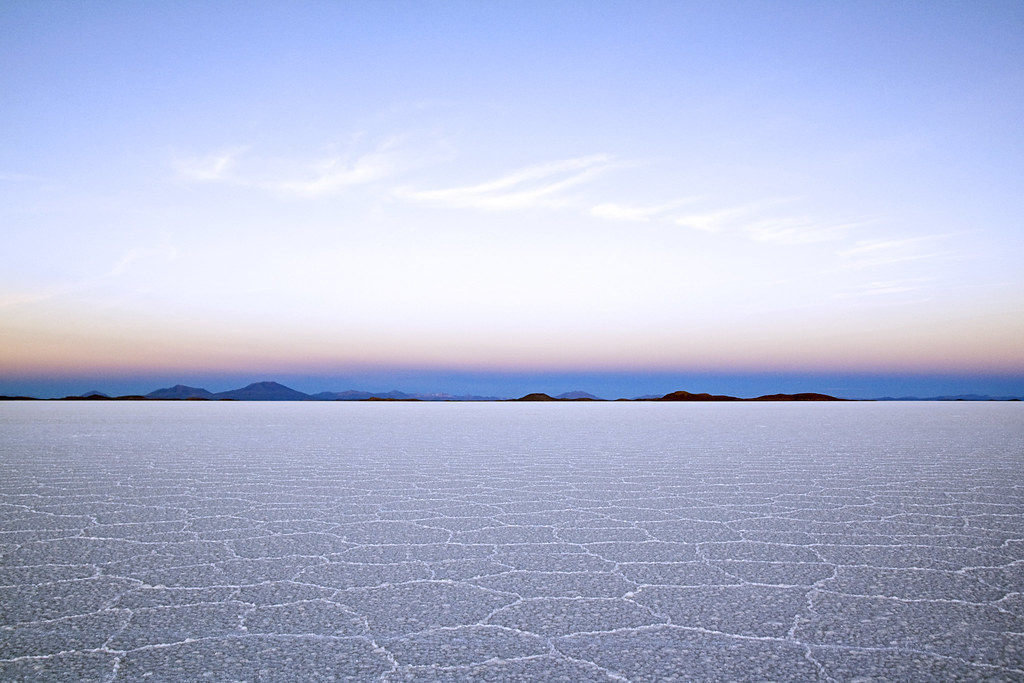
<box><xmin>2</xmin><ymin>1</ymin><xmax>1023</xmax><ymax>398</ymax></box>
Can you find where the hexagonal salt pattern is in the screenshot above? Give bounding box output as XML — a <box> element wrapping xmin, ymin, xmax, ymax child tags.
<box><xmin>1</xmin><ymin>400</ymin><xmax>1022</xmax><ymax>680</ymax></box>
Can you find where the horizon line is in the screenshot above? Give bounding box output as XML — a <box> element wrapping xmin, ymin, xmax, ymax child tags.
<box><xmin>3</xmin><ymin>378</ymin><xmax>1023</xmax><ymax>403</ymax></box>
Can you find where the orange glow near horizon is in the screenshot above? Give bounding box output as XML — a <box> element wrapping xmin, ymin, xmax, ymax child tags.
<box><xmin>4</xmin><ymin>295</ymin><xmax>1023</xmax><ymax>378</ymax></box>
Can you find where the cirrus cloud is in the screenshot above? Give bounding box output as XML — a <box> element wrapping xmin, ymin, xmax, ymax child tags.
<box><xmin>398</xmin><ymin>154</ymin><xmax>617</xmax><ymax>211</ymax></box>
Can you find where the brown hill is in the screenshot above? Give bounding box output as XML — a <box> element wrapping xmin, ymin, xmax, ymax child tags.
<box><xmin>649</xmin><ymin>390</ymin><xmax>844</xmax><ymax>402</ymax></box>
<box><xmin>656</xmin><ymin>391</ymin><xmax>741</xmax><ymax>402</ymax></box>
<box><xmin>751</xmin><ymin>393</ymin><xmax>844</xmax><ymax>401</ymax></box>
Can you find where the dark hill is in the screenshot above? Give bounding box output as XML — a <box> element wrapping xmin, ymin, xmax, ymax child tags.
<box><xmin>313</xmin><ymin>390</ymin><xmax>415</xmax><ymax>401</ymax></box>
<box><xmin>213</xmin><ymin>381</ymin><xmax>311</xmax><ymax>401</ymax></box>
<box><xmin>651</xmin><ymin>390</ymin><xmax>843</xmax><ymax>402</ymax></box>
<box><xmin>61</xmin><ymin>393</ymin><xmax>148</xmax><ymax>401</ymax></box>
<box><xmin>515</xmin><ymin>393</ymin><xmax>558</xmax><ymax>401</ymax></box>
<box><xmin>146</xmin><ymin>384</ymin><xmax>214</xmax><ymax>400</ymax></box>
<box><xmin>410</xmin><ymin>392</ymin><xmax>504</xmax><ymax>401</ymax></box>
<box><xmin>751</xmin><ymin>393</ymin><xmax>844</xmax><ymax>401</ymax></box>
<box><xmin>556</xmin><ymin>391</ymin><xmax>603</xmax><ymax>400</ymax></box>
<box><xmin>311</xmin><ymin>390</ymin><xmax>374</xmax><ymax>400</ymax></box>
<box><xmin>656</xmin><ymin>391</ymin><xmax>741</xmax><ymax>402</ymax></box>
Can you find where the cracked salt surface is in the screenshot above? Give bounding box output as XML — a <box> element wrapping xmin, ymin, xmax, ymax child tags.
<box><xmin>1</xmin><ymin>401</ymin><xmax>1022</xmax><ymax>681</ymax></box>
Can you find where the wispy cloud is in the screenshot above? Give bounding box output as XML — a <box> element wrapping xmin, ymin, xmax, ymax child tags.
<box><xmin>0</xmin><ymin>289</ymin><xmax>62</xmax><ymax>309</ymax></box>
<box><xmin>272</xmin><ymin>138</ymin><xmax>405</xmax><ymax>196</ymax></box>
<box><xmin>835</xmin><ymin>277</ymin><xmax>933</xmax><ymax>300</ymax></box>
<box><xmin>174</xmin><ymin>138</ymin><xmax>411</xmax><ymax>197</ymax></box>
<box><xmin>590</xmin><ymin>199</ymin><xmax>697</xmax><ymax>223</ymax></box>
<box><xmin>592</xmin><ymin>195</ymin><xmax>867</xmax><ymax>250</ymax></box>
<box><xmin>837</xmin><ymin>235</ymin><xmax>949</xmax><ymax>269</ymax></box>
<box><xmin>400</xmin><ymin>154</ymin><xmax>615</xmax><ymax>211</ymax></box>
<box><xmin>673</xmin><ymin>206</ymin><xmax>754</xmax><ymax>233</ymax></box>
<box><xmin>744</xmin><ymin>217</ymin><xmax>865</xmax><ymax>245</ymax></box>
<box><xmin>107</xmin><ymin>245</ymin><xmax>180</xmax><ymax>277</ymax></box>
<box><xmin>174</xmin><ymin>147</ymin><xmax>246</xmax><ymax>182</ymax></box>
<box><xmin>0</xmin><ymin>242</ymin><xmax>183</xmax><ymax>311</ymax></box>
<box><xmin>838</xmin><ymin>236</ymin><xmax>933</xmax><ymax>257</ymax></box>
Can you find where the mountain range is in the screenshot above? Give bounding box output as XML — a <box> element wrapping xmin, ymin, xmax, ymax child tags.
<box><xmin>514</xmin><ymin>390</ymin><xmax>845</xmax><ymax>402</ymax></box>
<box><xmin>142</xmin><ymin>384</ymin><xmax>849</xmax><ymax>402</ymax></box>
<box><xmin>144</xmin><ymin>382</ymin><xmax>503</xmax><ymax>402</ymax></box>
<box><xmin>1</xmin><ymin>381</ymin><xmax>1021</xmax><ymax>401</ymax></box>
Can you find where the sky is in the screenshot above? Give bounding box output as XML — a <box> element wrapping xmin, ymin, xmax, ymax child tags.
<box><xmin>2</xmin><ymin>1</ymin><xmax>1023</xmax><ymax>399</ymax></box>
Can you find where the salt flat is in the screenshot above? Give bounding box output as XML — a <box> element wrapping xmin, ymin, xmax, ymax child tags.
<box><xmin>1</xmin><ymin>401</ymin><xmax>1022</xmax><ymax>681</ymax></box>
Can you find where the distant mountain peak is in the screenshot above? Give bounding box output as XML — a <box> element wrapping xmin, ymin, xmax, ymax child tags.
<box><xmin>146</xmin><ymin>384</ymin><xmax>214</xmax><ymax>400</ymax></box>
<box><xmin>241</xmin><ymin>381</ymin><xmax>290</xmax><ymax>390</ymax></box>
<box><xmin>555</xmin><ymin>390</ymin><xmax>603</xmax><ymax>400</ymax></box>
<box><xmin>213</xmin><ymin>381</ymin><xmax>311</xmax><ymax>401</ymax></box>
